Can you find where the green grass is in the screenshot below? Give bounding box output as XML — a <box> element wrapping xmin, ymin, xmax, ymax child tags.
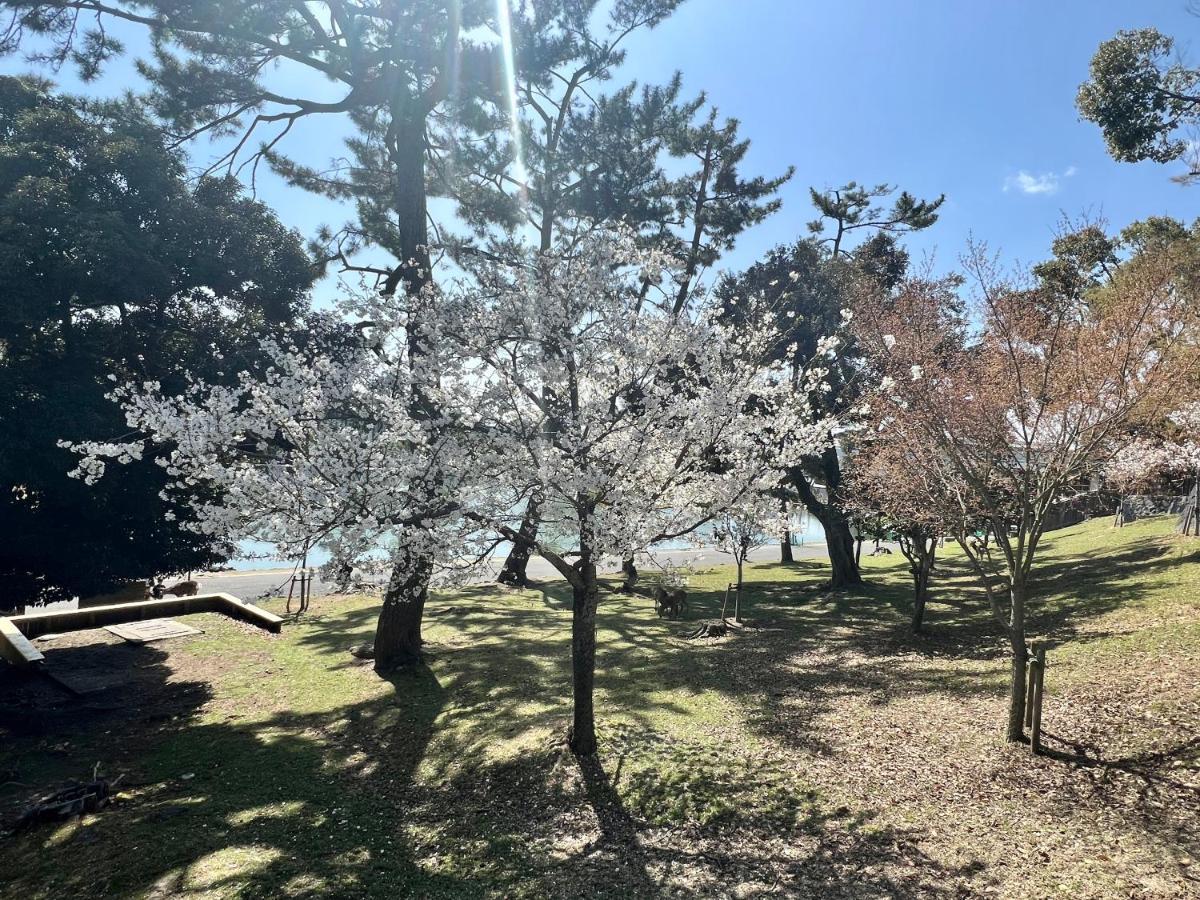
<box><xmin>1</xmin><ymin>516</ymin><xmax>1198</xmax><ymax>898</ymax></box>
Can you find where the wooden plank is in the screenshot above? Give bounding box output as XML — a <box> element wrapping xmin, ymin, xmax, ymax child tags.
<box><xmin>1024</xmin><ymin>657</ymin><xmax>1038</xmax><ymax>729</ymax></box>
<box><xmin>11</xmin><ymin>593</ymin><xmax>282</xmax><ymax>639</ymax></box>
<box><xmin>0</xmin><ymin>616</ymin><xmax>45</xmax><ymax>666</ymax></box>
<box><xmin>12</xmin><ymin>595</ymin><xmax>221</xmax><ymax>639</ymax></box>
<box><xmin>105</xmin><ymin>618</ymin><xmax>203</xmax><ymax>643</ymax></box>
<box><xmin>217</xmin><ymin>593</ymin><xmax>285</xmax><ymax>633</ymax></box>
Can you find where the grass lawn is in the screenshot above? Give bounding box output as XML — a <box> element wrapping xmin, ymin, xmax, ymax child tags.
<box><xmin>1</xmin><ymin>516</ymin><xmax>1198</xmax><ymax>898</ymax></box>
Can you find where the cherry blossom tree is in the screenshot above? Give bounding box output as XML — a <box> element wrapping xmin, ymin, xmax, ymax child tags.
<box><xmin>1104</xmin><ymin>402</ymin><xmax>1200</xmax><ymax>493</ymax></box>
<box><xmin>853</xmin><ymin>247</ymin><xmax>1197</xmax><ymax>742</ymax></box>
<box><xmin>69</xmin><ymin>230</ymin><xmax>835</xmax><ymax>755</ymax></box>
<box><xmin>65</xmin><ymin>283</ymin><xmax>503</xmax><ymax>671</ymax></box>
<box><xmin>448</xmin><ymin>231</ymin><xmax>834</xmax><ymax>754</ymax></box>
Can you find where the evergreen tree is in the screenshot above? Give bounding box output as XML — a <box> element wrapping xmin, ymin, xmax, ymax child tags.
<box><xmin>0</xmin><ymin>76</ymin><xmax>314</xmax><ymax>608</ymax></box>
<box><xmin>719</xmin><ymin>183</ymin><xmax>942</xmax><ymax>588</ymax></box>
<box><xmin>1078</xmin><ymin>28</ymin><xmax>1200</xmax><ymax>184</ymax></box>
<box><xmin>0</xmin><ymin>2</ymin><xmax>503</xmax><ymax>664</ymax></box>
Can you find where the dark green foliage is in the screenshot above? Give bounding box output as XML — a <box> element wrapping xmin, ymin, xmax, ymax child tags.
<box><xmin>1077</xmin><ymin>28</ymin><xmax>1200</xmax><ymax>183</ymax></box>
<box><xmin>439</xmin><ymin>0</ymin><xmax>691</xmax><ymax>251</ymax></box>
<box><xmin>719</xmin><ymin>185</ymin><xmax>943</xmax><ymax>588</ymax></box>
<box><xmin>1034</xmin><ymin>215</ymin><xmax>1200</xmax><ymax>308</ymax></box>
<box><xmin>1032</xmin><ymin>223</ymin><xmax>1119</xmax><ymax>302</ymax></box>
<box><xmin>807</xmin><ymin>181</ymin><xmax>944</xmax><ymax>258</ymax></box>
<box><xmin>0</xmin><ymin>0</ymin><xmax>506</xmax><ymax>292</ymax></box>
<box><xmin>663</xmin><ymin>110</ymin><xmax>793</xmax><ymax>313</ymax></box>
<box><xmin>0</xmin><ymin>77</ymin><xmax>314</xmax><ymax>607</ymax></box>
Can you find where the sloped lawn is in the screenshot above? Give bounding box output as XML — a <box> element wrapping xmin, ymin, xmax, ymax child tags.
<box><xmin>1</xmin><ymin>516</ymin><xmax>1197</xmax><ymax>898</ymax></box>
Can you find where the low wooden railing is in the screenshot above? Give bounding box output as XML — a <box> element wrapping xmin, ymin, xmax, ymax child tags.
<box><xmin>0</xmin><ymin>592</ymin><xmax>283</xmax><ymax>668</ymax></box>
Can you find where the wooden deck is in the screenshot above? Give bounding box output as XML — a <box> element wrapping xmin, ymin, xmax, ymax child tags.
<box><xmin>0</xmin><ymin>592</ymin><xmax>283</xmax><ymax>667</ymax></box>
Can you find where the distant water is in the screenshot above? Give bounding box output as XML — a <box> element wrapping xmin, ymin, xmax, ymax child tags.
<box><xmin>227</xmin><ymin>511</ymin><xmax>828</xmax><ymax>571</ymax></box>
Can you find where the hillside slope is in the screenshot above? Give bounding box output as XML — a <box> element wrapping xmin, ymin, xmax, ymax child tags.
<box><xmin>1</xmin><ymin>516</ymin><xmax>1197</xmax><ymax>898</ymax></box>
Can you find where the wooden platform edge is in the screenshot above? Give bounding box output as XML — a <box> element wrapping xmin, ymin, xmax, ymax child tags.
<box><xmin>0</xmin><ymin>616</ymin><xmax>45</xmax><ymax>666</ymax></box>
<box><xmin>0</xmin><ymin>592</ymin><xmax>283</xmax><ymax>667</ymax></box>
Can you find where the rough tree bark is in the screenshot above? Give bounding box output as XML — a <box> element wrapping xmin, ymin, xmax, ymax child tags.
<box><xmin>373</xmin><ymin>553</ymin><xmax>431</xmax><ymax>672</ymax></box>
<box><xmin>787</xmin><ymin>447</ymin><xmax>863</xmax><ymax>589</ymax></box>
<box><xmin>496</xmin><ymin>513</ymin><xmax>602</xmax><ymax>755</ymax></box>
<box><xmin>497</xmin><ymin>494</ymin><xmax>540</xmax><ymax>586</ymax></box>
<box><xmin>899</xmin><ymin>531</ymin><xmax>935</xmax><ymax>633</ymax></box>
<box><xmin>779</xmin><ymin>499</ymin><xmax>795</xmax><ymax>563</ymax></box>
<box><xmin>820</xmin><ymin>509</ymin><xmax>863</xmax><ymax>588</ymax></box>
<box><xmin>620</xmin><ymin>557</ymin><xmax>639</xmax><ymax>593</ymax></box>
<box><xmin>371</xmin><ymin>94</ymin><xmax>437</xmax><ymax>668</ymax></box>
<box><xmin>910</xmin><ymin>560</ymin><xmax>931</xmax><ymax>632</ymax></box>
<box><xmin>568</xmin><ymin>540</ymin><xmax>601</xmax><ymax>756</ymax></box>
<box><xmin>1005</xmin><ymin>583</ymin><xmax>1029</xmax><ymax>743</ymax></box>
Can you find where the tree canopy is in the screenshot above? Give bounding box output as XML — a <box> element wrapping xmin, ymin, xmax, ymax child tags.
<box><xmin>1078</xmin><ymin>27</ymin><xmax>1200</xmax><ymax>183</ymax></box>
<box><xmin>0</xmin><ymin>75</ymin><xmax>314</xmax><ymax>606</ymax></box>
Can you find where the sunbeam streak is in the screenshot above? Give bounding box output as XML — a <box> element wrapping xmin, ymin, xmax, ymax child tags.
<box><xmin>495</xmin><ymin>0</ymin><xmax>530</xmax><ymax>207</ymax></box>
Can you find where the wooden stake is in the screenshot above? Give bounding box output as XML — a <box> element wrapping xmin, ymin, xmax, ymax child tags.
<box><xmin>1030</xmin><ymin>644</ymin><xmax>1047</xmax><ymax>754</ymax></box>
<box><xmin>286</xmin><ymin>574</ymin><xmax>296</xmax><ymax>615</ymax></box>
<box><xmin>1024</xmin><ymin>653</ymin><xmax>1037</xmax><ymax>730</ymax></box>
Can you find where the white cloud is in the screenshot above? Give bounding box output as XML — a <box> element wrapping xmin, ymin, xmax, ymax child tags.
<box><xmin>1003</xmin><ymin>166</ymin><xmax>1077</xmax><ymax>196</ymax></box>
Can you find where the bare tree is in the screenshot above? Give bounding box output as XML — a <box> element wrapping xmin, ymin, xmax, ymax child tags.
<box><xmin>854</xmin><ymin>247</ymin><xmax>1198</xmax><ymax>741</ymax></box>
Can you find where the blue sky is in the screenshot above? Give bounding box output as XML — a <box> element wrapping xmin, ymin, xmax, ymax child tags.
<box><xmin>4</xmin><ymin>1</ymin><xmax>1198</xmax><ymax>299</ymax></box>
<box><xmin>611</xmin><ymin>0</ymin><xmax>1200</xmax><ymax>276</ymax></box>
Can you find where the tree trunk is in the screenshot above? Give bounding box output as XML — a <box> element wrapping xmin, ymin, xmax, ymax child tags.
<box><xmin>910</xmin><ymin>537</ymin><xmax>934</xmax><ymax>633</ymax></box>
<box><xmin>372</xmin><ymin>94</ymin><xmax>437</xmax><ymax>672</ymax></box>
<box><xmin>911</xmin><ymin>567</ymin><xmax>928</xmax><ymax>632</ymax></box>
<box><xmin>620</xmin><ymin>557</ymin><xmax>638</xmax><ymax>593</ymax></box>
<box><xmin>498</xmin><ymin>495</ymin><xmax>540</xmax><ymax>586</ymax></box>
<box><xmin>1005</xmin><ymin>582</ymin><xmax>1028</xmax><ymax>742</ymax></box>
<box><xmin>823</xmin><ymin>514</ymin><xmax>863</xmax><ymax>588</ymax></box>
<box><xmin>568</xmin><ymin>554</ymin><xmax>600</xmax><ymax>756</ymax></box>
<box><xmin>373</xmin><ymin>553</ymin><xmax>431</xmax><ymax>671</ymax></box>
<box><xmin>780</xmin><ymin>498</ymin><xmax>794</xmax><ymax>562</ymax></box>
<box><xmin>671</xmin><ymin>136</ymin><xmax>714</xmax><ymax>316</ymax></box>
<box><xmin>1007</xmin><ymin>644</ymin><xmax>1028</xmax><ymax>743</ymax></box>
<box><xmin>787</xmin><ymin>459</ymin><xmax>862</xmax><ymax>588</ymax></box>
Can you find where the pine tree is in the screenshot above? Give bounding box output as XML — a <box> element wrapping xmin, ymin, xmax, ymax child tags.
<box><xmin>719</xmin><ymin>183</ymin><xmax>943</xmax><ymax>588</ymax></box>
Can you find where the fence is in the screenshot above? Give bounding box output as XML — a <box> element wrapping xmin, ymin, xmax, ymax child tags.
<box><xmin>1113</xmin><ymin>490</ymin><xmax>1197</xmax><ymax>535</ymax></box>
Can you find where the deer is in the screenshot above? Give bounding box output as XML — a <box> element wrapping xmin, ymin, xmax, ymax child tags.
<box><xmin>652</xmin><ymin>585</ymin><xmax>689</xmax><ymax>619</ymax></box>
<box><xmin>159</xmin><ymin>580</ymin><xmax>200</xmax><ymax>598</ymax></box>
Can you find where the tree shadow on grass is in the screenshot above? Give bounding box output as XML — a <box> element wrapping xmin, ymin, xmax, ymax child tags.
<box><xmin>785</xmin><ymin>531</ymin><xmax>1199</xmax><ymax>666</ymax></box>
<box><xmin>0</xmin><ymin>627</ymin><xmax>985</xmax><ymax>898</ymax></box>
<box><xmin>6</xmin><ymin>517</ymin><xmax>1187</xmax><ymax>897</ymax></box>
<box><xmin>1038</xmin><ymin>731</ymin><xmax>1200</xmax><ymax>861</ymax></box>
<box><xmin>404</xmin><ymin>724</ymin><xmax>986</xmax><ymax>898</ymax></box>
<box><xmin>0</xmin><ymin>622</ymin><xmax>479</xmax><ymax>899</ymax></box>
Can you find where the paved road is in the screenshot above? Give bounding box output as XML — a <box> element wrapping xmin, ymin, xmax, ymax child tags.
<box><xmin>196</xmin><ymin>541</ymin><xmax>832</xmax><ymax>602</ymax></box>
